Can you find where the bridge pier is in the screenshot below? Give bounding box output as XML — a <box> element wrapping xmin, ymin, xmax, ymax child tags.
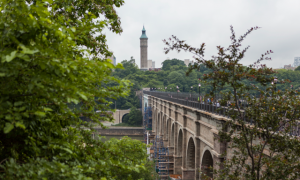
<box><xmin>163</xmin><ymin>139</ymin><xmax>168</xmax><ymax>147</ymax></box>
<box><xmin>213</xmin><ymin>131</ymin><xmax>226</xmax><ymax>170</ymax></box>
<box><xmin>174</xmin><ymin>156</ymin><xmax>182</xmax><ymax>174</ymax></box>
<box><xmin>182</xmin><ymin>169</ymin><xmax>195</xmax><ymax>180</ymax></box>
<box><xmin>168</xmin><ymin>146</ymin><xmax>174</xmax><ymax>155</ymax></box>
<box><xmin>195</xmin><ymin>138</ymin><xmax>201</xmax><ymax>179</ymax></box>
<box><xmin>182</xmin><ymin>128</ymin><xmax>188</xmax><ymax>179</ymax></box>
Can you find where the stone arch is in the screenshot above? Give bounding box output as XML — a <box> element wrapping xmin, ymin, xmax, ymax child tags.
<box><xmin>201</xmin><ymin>149</ymin><xmax>214</xmax><ymax>178</ymax></box>
<box><xmin>186</xmin><ymin>137</ymin><xmax>196</xmax><ymax>169</ymax></box>
<box><xmin>177</xmin><ymin>129</ymin><xmax>183</xmax><ymax>156</ymax></box>
<box><xmin>121</xmin><ymin>113</ymin><xmax>129</xmax><ymax>123</ymax></box>
<box><xmin>170</xmin><ymin>123</ymin><xmax>175</xmax><ymax>146</ymax></box>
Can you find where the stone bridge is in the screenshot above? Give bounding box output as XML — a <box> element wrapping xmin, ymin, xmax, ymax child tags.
<box><xmin>99</xmin><ymin>109</ymin><xmax>130</xmax><ymax>126</ymax></box>
<box><xmin>145</xmin><ymin>91</ymin><xmax>229</xmax><ymax>180</ymax></box>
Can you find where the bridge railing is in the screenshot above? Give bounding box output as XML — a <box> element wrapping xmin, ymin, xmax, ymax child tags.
<box><xmin>143</xmin><ymin>90</ymin><xmax>229</xmax><ymax>117</ymax></box>
<box><xmin>143</xmin><ymin>90</ymin><xmax>300</xmax><ymax>137</ymax></box>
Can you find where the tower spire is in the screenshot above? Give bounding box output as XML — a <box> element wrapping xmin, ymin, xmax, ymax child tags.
<box><xmin>140</xmin><ymin>25</ymin><xmax>148</xmax><ymax>39</ymax></box>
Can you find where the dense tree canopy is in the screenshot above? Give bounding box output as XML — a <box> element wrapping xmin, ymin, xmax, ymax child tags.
<box><xmin>0</xmin><ymin>0</ymin><xmax>155</xmax><ymax>179</ymax></box>
<box><xmin>112</xmin><ymin>58</ymin><xmax>209</xmax><ymax>94</ymax></box>
<box><xmin>161</xmin><ymin>58</ymin><xmax>185</xmax><ymax>71</ymax></box>
<box><xmin>115</xmin><ymin>58</ymin><xmax>300</xmax><ymax>97</ymax></box>
<box><xmin>122</xmin><ymin>107</ymin><xmax>143</xmax><ymax>126</ymax></box>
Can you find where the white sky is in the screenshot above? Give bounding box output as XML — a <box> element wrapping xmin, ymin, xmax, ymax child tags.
<box><xmin>103</xmin><ymin>0</ymin><xmax>300</xmax><ymax>69</ymax></box>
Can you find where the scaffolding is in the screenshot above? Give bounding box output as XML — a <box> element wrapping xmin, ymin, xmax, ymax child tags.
<box><xmin>154</xmin><ymin>136</ymin><xmax>172</xmax><ymax>179</ymax></box>
<box><xmin>143</xmin><ymin>106</ymin><xmax>152</xmax><ymax>143</ymax></box>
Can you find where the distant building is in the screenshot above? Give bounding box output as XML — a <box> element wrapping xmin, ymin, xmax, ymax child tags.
<box><xmin>149</xmin><ymin>68</ymin><xmax>161</xmax><ymax>72</ymax></box>
<box><xmin>294</xmin><ymin>57</ymin><xmax>300</xmax><ymax>67</ymax></box>
<box><xmin>113</xmin><ymin>56</ymin><xmax>116</xmax><ymax>66</ymax></box>
<box><xmin>284</xmin><ymin>64</ymin><xmax>296</xmax><ymax>70</ymax></box>
<box><xmin>184</xmin><ymin>59</ymin><xmax>190</xmax><ymax>66</ymax></box>
<box><xmin>107</xmin><ymin>55</ymin><xmax>115</xmax><ymax>65</ymax></box>
<box><xmin>152</xmin><ymin>61</ymin><xmax>155</xmax><ymax>68</ymax></box>
<box><xmin>147</xmin><ymin>59</ymin><xmax>153</xmax><ymax>69</ymax></box>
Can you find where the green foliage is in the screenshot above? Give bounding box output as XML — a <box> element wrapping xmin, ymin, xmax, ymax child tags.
<box><xmin>115</xmin><ymin>59</ymin><xmax>300</xmax><ymax>99</ymax></box>
<box><xmin>113</xmin><ymin>57</ymin><xmax>141</xmax><ymax>79</ymax></box>
<box><xmin>112</xmin><ymin>58</ymin><xmax>210</xmax><ymax>94</ymax></box>
<box><xmin>295</xmin><ymin>66</ymin><xmax>300</xmax><ymax>71</ymax></box>
<box><xmin>111</xmin><ymin>83</ymin><xmax>141</xmax><ymax>110</ymax></box>
<box><xmin>0</xmin><ymin>0</ymin><xmax>154</xmax><ymax>179</ymax></box>
<box><xmin>164</xmin><ymin>26</ymin><xmax>300</xmax><ymax>179</ymax></box>
<box><xmin>1</xmin><ymin>136</ymin><xmax>155</xmax><ymax>180</ymax></box>
<box><xmin>161</xmin><ymin>59</ymin><xmax>186</xmax><ymax>71</ymax></box>
<box><xmin>110</xmin><ymin>58</ymin><xmax>141</xmax><ymax>110</ymax></box>
<box><xmin>122</xmin><ymin>107</ymin><xmax>143</xmax><ymax>126</ymax></box>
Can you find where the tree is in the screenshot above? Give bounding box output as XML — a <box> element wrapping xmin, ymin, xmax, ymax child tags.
<box><xmin>167</xmin><ymin>71</ymin><xmax>185</xmax><ymax>85</ymax></box>
<box><xmin>121</xmin><ymin>107</ymin><xmax>142</xmax><ymax>126</ymax></box>
<box><xmin>113</xmin><ymin>85</ymin><xmax>141</xmax><ymax>110</ymax></box>
<box><xmin>127</xmin><ymin>107</ymin><xmax>143</xmax><ymax>126</ymax></box>
<box><xmin>147</xmin><ymin>79</ymin><xmax>163</xmax><ymax>89</ymax></box>
<box><xmin>104</xmin><ymin>137</ymin><xmax>158</xmax><ymax>179</ymax></box>
<box><xmin>0</xmin><ymin>0</ymin><xmax>153</xmax><ymax>179</ymax></box>
<box><xmin>295</xmin><ymin>66</ymin><xmax>300</xmax><ymax>71</ymax></box>
<box><xmin>113</xmin><ymin>58</ymin><xmax>140</xmax><ymax>78</ymax></box>
<box><xmin>161</xmin><ymin>58</ymin><xmax>186</xmax><ymax>71</ymax></box>
<box><xmin>164</xmin><ymin>26</ymin><xmax>300</xmax><ymax>179</ymax></box>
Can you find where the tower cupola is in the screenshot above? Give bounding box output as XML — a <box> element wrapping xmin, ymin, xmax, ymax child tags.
<box><xmin>140</xmin><ymin>26</ymin><xmax>148</xmax><ymax>39</ymax></box>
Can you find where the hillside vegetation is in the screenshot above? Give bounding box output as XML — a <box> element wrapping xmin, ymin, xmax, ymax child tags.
<box><xmin>113</xmin><ymin>58</ymin><xmax>300</xmax><ymax>96</ymax></box>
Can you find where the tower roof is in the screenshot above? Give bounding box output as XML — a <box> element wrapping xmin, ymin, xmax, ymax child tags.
<box><xmin>140</xmin><ymin>25</ymin><xmax>148</xmax><ymax>39</ymax></box>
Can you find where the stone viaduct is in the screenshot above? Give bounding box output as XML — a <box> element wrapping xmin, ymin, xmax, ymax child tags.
<box><xmin>146</xmin><ymin>93</ymin><xmax>229</xmax><ymax>179</ymax></box>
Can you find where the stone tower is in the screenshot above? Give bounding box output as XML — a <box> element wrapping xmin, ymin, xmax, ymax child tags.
<box><xmin>140</xmin><ymin>26</ymin><xmax>148</xmax><ymax>70</ymax></box>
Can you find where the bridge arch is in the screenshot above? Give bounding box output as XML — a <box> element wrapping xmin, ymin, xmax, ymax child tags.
<box><xmin>177</xmin><ymin>129</ymin><xmax>183</xmax><ymax>156</ymax></box>
<box><xmin>121</xmin><ymin>113</ymin><xmax>129</xmax><ymax>123</ymax></box>
<box><xmin>186</xmin><ymin>137</ymin><xmax>196</xmax><ymax>170</ymax></box>
<box><xmin>201</xmin><ymin>147</ymin><xmax>214</xmax><ymax>178</ymax></box>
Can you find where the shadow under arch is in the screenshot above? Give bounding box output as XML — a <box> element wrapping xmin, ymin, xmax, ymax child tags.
<box><xmin>157</xmin><ymin>113</ymin><xmax>161</xmax><ymax>135</ymax></box>
<box><xmin>187</xmin><ymin>137</ymin><xmax>195</xmax><ymax>169</ymax></box>
<box><xmin>166</xmin><ymin>118</ymin><xmax>169</xmax><ymax>140</ymax></box>
<box><xmin>161</xmin><ymin>115</ymin><xmax>165</xmax><ymax>135</ymax></box>
<box><xmin>170</xmin><ymin>123</ymin><xmax>175</xmax><ymax>146</ymax></box>
<box><xmin>201</xmin><ymin>150</ymin><xmax>213</xmax><ymax>178</ymax></box>
<box><xmin>177</xmin><ymin>129</ymin><xmax>183</xmax><ymax>156</ymax></box>
<box><xmin>121</xmin><ymin>113</ymin><xmax>129</xmax><ymax>123</ymax></box>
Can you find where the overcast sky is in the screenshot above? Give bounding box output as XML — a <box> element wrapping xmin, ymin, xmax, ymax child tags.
<box><xmin>103</xmin><ymin>0</ymin><xmax>300</xmax><ymax>69</ymax></box>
